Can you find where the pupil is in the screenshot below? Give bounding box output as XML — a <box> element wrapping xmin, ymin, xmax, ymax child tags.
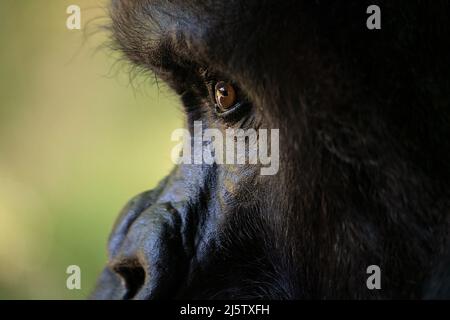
<box><xmin>219</xmin><ymin>87</ymin><xmax>228</xmax><ymax>96</ymax></box>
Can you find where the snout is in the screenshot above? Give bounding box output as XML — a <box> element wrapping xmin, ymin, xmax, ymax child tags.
<box><xmin>91</xmin><ymin>176</ymin><xmax>193</xmax><ymax>300</ymax></box>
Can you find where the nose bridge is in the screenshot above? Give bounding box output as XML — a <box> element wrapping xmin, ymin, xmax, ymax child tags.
<box><xmin>107</xmin><ymin>190</ymin><xmax>156</xmax><ymax>259</ymax></box>
<box><xmin>112</xmin><ymin>202</ymin><xmax>184</xmax><ymax>261</ymax></box>
<box><xmin>107</xmin><ymin>176</ymin><xmax>170</xmax><ymax>259</ymax></box>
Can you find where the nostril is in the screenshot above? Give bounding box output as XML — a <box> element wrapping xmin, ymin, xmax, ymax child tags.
<box><xmin>113</xmin><ymin>259</ymin><xmax>146</xmax><ymax>300</ymax></box>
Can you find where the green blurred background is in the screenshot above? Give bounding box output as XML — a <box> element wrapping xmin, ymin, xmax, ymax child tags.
<box><xmin>0</xmin><ymin>0</ymin><xmax>182</xmax><ymax>299</ymax></box>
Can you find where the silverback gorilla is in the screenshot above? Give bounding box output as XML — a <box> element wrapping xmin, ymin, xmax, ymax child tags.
<box><xmin>92</xmin><ymin>0</ymin><xmax>450</xmax><ymax>299</ymax></box>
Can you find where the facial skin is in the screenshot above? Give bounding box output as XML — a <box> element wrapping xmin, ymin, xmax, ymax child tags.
<box><xmin>92</xmin><ymin>0</ymin><xmax>450</xmax><ymax>299</ymax></box>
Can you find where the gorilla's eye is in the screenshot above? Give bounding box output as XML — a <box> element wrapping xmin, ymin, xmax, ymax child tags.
<box><xmin>215</xmin><ymin>81</ymin><xmax>237</xmax><ymax>112</ymax></box>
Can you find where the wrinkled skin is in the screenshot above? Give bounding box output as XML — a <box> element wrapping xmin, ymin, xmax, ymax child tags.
<box><xmin>92</xmin><ymin>0</ymin><xmax>450</xmax><ymax>299</ymax></box>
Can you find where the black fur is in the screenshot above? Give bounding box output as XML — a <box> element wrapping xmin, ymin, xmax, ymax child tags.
<box><xmin>92</xmin><ymin>0</ymin><xmax>450</xmax><ymax>299</ymax></box>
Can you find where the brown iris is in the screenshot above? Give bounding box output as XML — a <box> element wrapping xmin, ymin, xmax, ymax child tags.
<box><xmin>214</xmin><ymin>81</ymin><xmax>237</xmax><ymax>111</ymax></box>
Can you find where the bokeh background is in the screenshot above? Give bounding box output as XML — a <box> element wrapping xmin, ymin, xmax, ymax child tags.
<box><xmin>0</xmin><ymin>0</ymin><xmax>182</xmax><ymax>299</ymax></box>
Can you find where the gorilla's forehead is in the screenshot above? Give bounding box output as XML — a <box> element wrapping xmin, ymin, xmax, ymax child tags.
<box><xmin>110</xmin><ymin>0</ymin><xmax>305</xmax><ymax>75</ymax></box>
<box><xmin>110</xmin><ymin>0</ymin><xmax>450</xmax><ymax>124</ymax></box>
<box><xmin>110</xmin><ymin>0</ymin><xmax>449</xmax><ymax>73</ymax></box>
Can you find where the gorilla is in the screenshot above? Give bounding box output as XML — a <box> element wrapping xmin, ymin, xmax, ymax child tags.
<box><xmin>92</xmin><ymin>0</ymin><xmax>450</xmax><ymax>299</ymax></box>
